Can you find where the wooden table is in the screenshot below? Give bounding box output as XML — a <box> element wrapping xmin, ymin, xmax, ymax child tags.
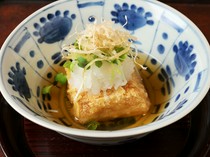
<box><xmin>0</xmin><ymin>1</ymin><xmax>210</xmax><ymax>157</ymax></box>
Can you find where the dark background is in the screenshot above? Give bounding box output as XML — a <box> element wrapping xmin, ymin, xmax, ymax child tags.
<box><xmin>0</xmin><ymin>0</ymin><xmax>210</xmax><ymax>4</ymax></box>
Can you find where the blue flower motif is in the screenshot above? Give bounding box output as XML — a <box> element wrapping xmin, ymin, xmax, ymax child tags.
<box><xmin>173</xmin><ymin>41</ymin><xmax>197</xmax><ymax>80</ymax></box>
<box><xmin>33</xmin><ymin>10</ymin><xmax>76</xmax><ymax>44</ymax></box>
<box><xmin>111</xmin><ymin>3</ymin><xmax>154</xmax><ymax>31</ymax></box>
<box><xmin>8</xmin><ymin>62</ymin><xmax>31</xmax><ymax>101</ymax></box>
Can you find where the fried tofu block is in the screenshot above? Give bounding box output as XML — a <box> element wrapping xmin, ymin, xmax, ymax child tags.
<box><xmin>66</xmin><ymin>71</ymin><xmax>151</xmax><ymax>124</ymax></box>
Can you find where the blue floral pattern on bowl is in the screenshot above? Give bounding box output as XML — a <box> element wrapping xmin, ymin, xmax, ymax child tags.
<box><xmin>8</xmin><ymin>62</ymin><xmax>31</xmax><ymax>101</ymax></box>
<box><xmin>111</xmin><ymin>3</ymin><xmax>154</xmax><ymax>31</ymax></box>
<box><xmin>1</xmin><ymin>0</ymin><xmax>210</xmax><ymax>145</ymax></box>
<box><xmin>33</xmin><ymin>10</ymin><xmax>76</xmax><ymax>44</ymax></box>
<box><xmin>173</xmin><ymin>41</ymin><xmax>197</xmax><ymax>80</ymax></box>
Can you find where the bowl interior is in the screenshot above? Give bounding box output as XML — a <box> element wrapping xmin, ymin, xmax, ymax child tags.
<box><xmin>1</xmin><ymin>0</ymin><xmax>210</xmax><ymax>135</ymax></box>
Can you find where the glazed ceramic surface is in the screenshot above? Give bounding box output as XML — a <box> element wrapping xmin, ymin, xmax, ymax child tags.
<box><xmin>0</xmin><ymin>0</ymin><xmax>210</xmax><ymax>144</ymax></box>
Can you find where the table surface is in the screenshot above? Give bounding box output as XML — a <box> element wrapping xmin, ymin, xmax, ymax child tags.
<box><xmin>0</xmin><ymin>1</ymin><xmax>210</xmax><ymax>157</ymax></box>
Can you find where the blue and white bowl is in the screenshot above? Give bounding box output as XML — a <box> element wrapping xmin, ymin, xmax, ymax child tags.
<box><xmin>0</xmin><ymin>0</ymin><xmax>210</xmax><ymax>145</ymax></box>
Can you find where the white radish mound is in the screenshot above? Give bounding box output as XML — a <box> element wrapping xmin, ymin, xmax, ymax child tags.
<box><xmin>68</xmin><ymin>57</ymin><xmax>135</xmax><ymax>94</ymax></box>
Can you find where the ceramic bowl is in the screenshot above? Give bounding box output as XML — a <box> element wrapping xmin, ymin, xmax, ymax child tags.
<box><xmin>1</xmin><ymin>0</ymin><xmax>210</xmax><ymax>145</ymax></box>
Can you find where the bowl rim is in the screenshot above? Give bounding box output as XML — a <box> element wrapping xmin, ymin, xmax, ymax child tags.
<box><xmin>0</xmin><ymin>0</ymin><xmax>210</xmax><ymax>138</ymax></box>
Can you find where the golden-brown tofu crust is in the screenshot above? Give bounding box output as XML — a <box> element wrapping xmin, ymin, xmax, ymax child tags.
<box><xmin>66</xmin><ymin>70</ymin><xmax>151</xmax><ymax>124</ymax></box>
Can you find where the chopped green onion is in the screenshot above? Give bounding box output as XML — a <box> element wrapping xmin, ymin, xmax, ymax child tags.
<box><xmin>119</xmin><ymin>54</ymin><xmax>127</xmax><ymax>62</ymax></box>
<box><xmin>77</xmin><ymin>56</ymin><xmax>88</xmax><ymax>68</ymax></box>
<box><xmin>42</xmin><ymin>73</ymin><xmax>67</xmax><ymax>95</ymax></box>
<box><xmin>63</xmin><ymin>60</ymin><xmax>75</xmax><ymax>71</ymax></box>
<box><xmin>74</xmin><ymin>40</ymin><xmax>82</xmax><ymax>50</ymax></box>
<box><xmin>55</xmin><ymin>73</ymin><xmax>67</xmax><ymax>85</ymax></box>
<box><xmin>95</xmin><ymin>61</ymin><xmax>103</xmax><ymax>68</ymax></box>
<box><xmin>42</xmin><ymin>85</ymin><xmax>53</xmax><ymax>94</ymax></box>
<box><xmin>115</xmin><ymin>47</ymin><xmax>124</xmax><ymax>53</ymax></box>
<box><xmin>87</xmin><ymin>121</ymin><xmax>100</xmax><ymax>130</ymax></box>
<box><xmin>63</xmin><ymin>60</ymin><xmax>72</xmax><ymax>69</ymax></box>
<box><xmin>70</xmin><ymin>62</ymin><xmax>76</xmax><ymax>71</ymax></box>
<box><xmin>112</xmin><ymin>59</ymin><xmax>120</xmax><ymax>65</ymax></box>
<box><xmin>93</xmin><ymin>55</ymin><xmax>98</xmax><ymax>59</ymax></box>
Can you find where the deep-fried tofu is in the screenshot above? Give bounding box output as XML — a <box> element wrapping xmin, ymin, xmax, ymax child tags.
<box><xmin>66</xmin><ymin>70</ymin><xmax>151</xmax><ymax>124</ymax></box>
